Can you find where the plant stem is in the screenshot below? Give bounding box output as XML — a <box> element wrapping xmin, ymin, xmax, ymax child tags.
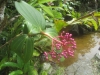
<box><xmin>40</xmin><ymin>31</ymin><xmax>62</xmax><ymax>44</ymax></box>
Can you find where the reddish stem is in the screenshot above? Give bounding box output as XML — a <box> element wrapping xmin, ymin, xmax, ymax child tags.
<box><xmin>40</xmin><ymin>31</ymin><xmax>63</xmax><ymax>44</ymax></box>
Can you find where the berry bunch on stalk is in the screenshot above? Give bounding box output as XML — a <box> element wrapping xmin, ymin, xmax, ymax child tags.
<box><xmin>43</xmin><ymin>31</ymin><xmax>76</xmax><ymax>61</ymax></box>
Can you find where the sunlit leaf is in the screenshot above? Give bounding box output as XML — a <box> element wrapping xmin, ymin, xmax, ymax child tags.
<box><xmin>44</xmin><ymin>28</ymin><xmax>58</xmax><ymax>37</ymax></box>
<box><xmin>54</xmin><ymin>20</ymin><xmax>67</xmax><ymax>32</ymax></box>
<box><xmin>28</xmin><ymin>68</ymin><xmax>38</xmax><ymax>75</ymax></box>
<box><xmin>15</xmin><ymin>1</ymin><xmax>46</xmax><ymax>32</ymax></box>
<box><xmin>1</xmin><ymin>62</ymin><xmax>19</xmax><ymax>69</ymax></box>
<box><xmin>94</xmin><ymin>12</ymin><xmax>100</xmax><ymax>17</ymax></box>
<box><xmin>90</xmin><ymin>19</ymin><xmax>98</xmax><ymax>30</ymax></box>
<box><xmin>52</xmin><ymin>10</ymin><xmax>62</xmax><ymax>19</ymax></box>
<box><xmin>38</xmin><ymin>0</ymin><xmax>55</xmax><ymax>4</ymax></box>
<box><xmin>33</xmin><ymin>50</ymin><xmax>40</xmax><ymax>56</ymax></box>
<box><xmin>40</xmin><ymin>4</ymin><xmax>54</xmax><ymax>17</ymax></box>
<box><xmin>24</xmin><ymin>21</ymin><xmax>40</xmax><ymax>34</ymax></box>
<box><xmin>9</xmin><ymin>70</ymin><xmax>23</xmax><ymax>75</ymax></box>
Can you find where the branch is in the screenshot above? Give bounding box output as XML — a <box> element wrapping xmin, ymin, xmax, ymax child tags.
<box><xmin>70</xmin><ymin>11</ymin><xmax>96</xmax><ymax>24</ymax></box>
<box><xmin>0</xmin><ymin>33</ymin><xmax>22</xmax><ymax>49</ymax></box>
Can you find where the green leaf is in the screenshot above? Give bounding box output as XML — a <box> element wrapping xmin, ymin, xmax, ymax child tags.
<box><xmin>11</xmin><ymin>34</ymin><xmax>27</xmax><ymax>63</ymax></box>
<box><xmin>23</xmin><ymin>61</ymin><xmax>30</xmax><ymax>73</ymax></box>
<box><xmin>34</xmin><ymin>38</ymin><xmax>51</xmax><ymax>52</ymax></box>
<box><xmin>0</xmin><ymin>57</ymin><xmax>8</xmax><ymax>69</ymax></box>
<box><xmin>94</xmin><ymin>12</ymin><xmax>100</xmax><ymax>16</ymax></box>
<box><xmin>90</xmin><ymin>19</ymin><xmax>98</xmax><ymax>30</ymax></box>
<box><xmin>9</xmin><ymin>70</ymin><xmax>23</xmax><ymax>75</ymax></box>
<box><xmin>11</xmin><ymin>34</ymin><xmax>34</xmax><ymax>63</ymax></box>
<box><xmin>28</xmin><ymin>68</ymin><xmax>38</xmax><ymax>75</ymax></box>
<box><xmin>54</xmin><ymin>20</ymin><xmax>67</xmax><ymax>32</ymax></box>
<box><xmin>15</xmin><ymin>1</ymin><xmax>46</xmax><ymax>31</ymax></box>
<box><xmin>60</xmin><ymin>56</ymin><xmax>65</xmax><ymax>62</ymax></box>
<box><xmin>23</xmin><ymin>37</ymin><xmax>34</xmax><ymax>63</ymax></box>
<box><xmin>13</xmin><ymin>17</ymin><xmax>23</xmax><ymax>31</ymax></box>
<box><xmin>44</xmin><ymin>28</ymin><xmax>58</xmax><ymax>37</ymax></box>
<box><xmin>52</xmin><ymin>10</ymin><xmax>62</xmax><ymax>19</ymax></box>
<box><xmin>11</xmin><ymin>34</ymin><xmax>27</xmax><ymax>56</ymax></box>
<box><xmin>1</xmin><ymin>62</ymin><xmax>19</xmax><ymax>69</ymax></box>
<box><xmin>24</xmin><ymin>21</ymin><xmax>40</xmax><ymax>34</ymax></box>
<box><xmin>40</xmin><ymin>4</ymin><xmax>54</xmax><ymax>17</ymax></box>
<box><xmin>33</xmin><ymin>50</ymin><xmax>40</xmax><ymax>56</ymax></box>
<box><xmin>38</xmin><ymin>0</ymin><xmax>55</xmax><ymax>4</ymax></box>
<box><xmin>23</xmin><ymin>24</ymin><xmax>31</xmax><ymax>34</ymax></box>
<box><xmin>41</xmin><ymin>71</ymin><xmax>48</xmax><ymax>75</ymax></box>
<box><xmin>17</xmin><ymin>56</ymin><xmax>24</xmax><ymax>69</ymax></box>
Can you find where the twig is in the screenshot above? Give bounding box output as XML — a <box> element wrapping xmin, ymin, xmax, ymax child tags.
<box><xmin>70</xmin><ymin>11</ymin><xmax>96</xmax><ymax>24</ymax></box>
<box><xmin>0</xmin><ymin>32</ymin><xmax>22</xmax><ymax>49</ymax></box>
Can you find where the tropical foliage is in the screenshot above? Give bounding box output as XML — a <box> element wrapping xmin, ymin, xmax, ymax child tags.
<box><xmin>0</xmin><ymin>0</ymin><xmax>100</xmax><ymax>75</ymax></box>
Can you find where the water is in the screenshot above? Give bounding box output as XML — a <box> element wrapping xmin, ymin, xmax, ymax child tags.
<box><xmin>57</xmin><ymin>32</ymin><xmax>100</xmax><ymax>67</ymax></box>
<box><xmin>44</xmin><ymin>32</ymin><xmax>100</xmax><ymax>75</ymax></box>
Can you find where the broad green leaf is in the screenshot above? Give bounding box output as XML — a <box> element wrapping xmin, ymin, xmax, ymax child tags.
<box><xmin>23</xmin><ymin>37</ymin><xmax>34</xmax><ymax>63</ymax></box>
<box><xmin>44</xmin><ymin>28</ymin><xmax>58</xmax><ymax>37</ymax></box>
<box><xmin>9</xmin><ymin>70</ymin><xmax>23</xmax><ymax>75</ymax></box>
<box><xmin>15</xmin><ymin>1</ymin><xmax>46</xmax><ymax>31</ymax></box>
<box><xmin>1</xmin><ymin>62</ymin><xmax>19</xmax><ymax>69</ymax></box>
<box><xmin>40</xmin><ymin>4</ymin><xmax>54</xmax><ymax>17</ymax></box>
<box><xmin>11</xmin><ymin>34</ymin><xmax>27</xmax><ymax>62</ymax></box>
<box><xmin>11</xmin><ymin>34</ymin><xmax>34</xmax><ymax>63</ymax></box>
<box><xmin>11</xmin><ymin>34</ymin><xmax>27</xmax><ymax>56</ymax></box>
<box><xmin>54</xmin><ymin>20</ymin><xmax>67</xmax><ymax>32</ymax></box>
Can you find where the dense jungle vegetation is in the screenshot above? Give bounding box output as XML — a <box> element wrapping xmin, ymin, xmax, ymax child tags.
<box><xmin>0</xmin><ymin>0</ymin><xmax>100</xmax><ymax>75</ymax></box>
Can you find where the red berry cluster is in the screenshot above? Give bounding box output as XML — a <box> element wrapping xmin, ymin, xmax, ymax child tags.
<box><xmin>44</xmin><ymin>31</ymin><xmax>76</xmax><ymax>61</ymax></box>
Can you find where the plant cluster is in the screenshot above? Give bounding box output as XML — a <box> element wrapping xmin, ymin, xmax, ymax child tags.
<box><xmin>44</xmin><ymin>31</ymin><xmax>76</xmax><ymax>61</ymax></box>
<box><xmin>0</xmin><ymin>0</ymin><xmax>100</xmax><ymax>75</ymax></box>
